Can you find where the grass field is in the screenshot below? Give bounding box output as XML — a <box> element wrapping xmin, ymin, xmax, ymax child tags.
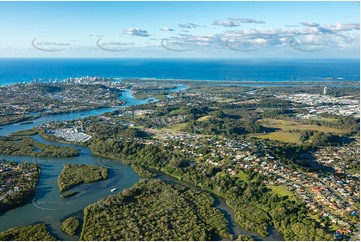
<box><xmin>216</xmin><ymin>98</ymin><xmax>236</xmax><ymax>103</ymax></box>
<box><xmin>157</xmin><ymin>123</ymin><xmax>188</xmax><ymax>136</ymax></box>
<box><xmin>130</xmin><ymin>125</ymin><xmax>144</xmax><ymax>129</ymax></box>
<box><xmin>259</xmin><ymin>118</ymin><xmax>346</xmax><ymax>134</ymax></box>
<box><xmin>253</xmin><ymin>131</ymin><xmax>302</xmax><ymax>144</ymax></box>
<box><xmin>197</xmin><ymin>115</ymin><xmax>215</xmax><ymax>122</ymax></box>
<box><xmin>312</xmin><ymin>117</ymin><xmax>338</xmax><ymax>123</ymax></box>
<box><xmin>267</xmin><ymin>185</ymin><xmax>297</xmax><ymax>201</ymax></box>
<box><xmin>167</xmin><ymin>123</ymin><xmax>188</xmax><ymax>131</ymax></box>
<box><xmin>143</xmin><ymin>128</ymin><xmax>158</xmax><ymax>134</ymax></box>
<box><xmin>233</xmin><ymin>170</ymin><xmax>249</xmax><ymax>180</ymax></box>
<box><xmin>143</xmin><ymin>128</ymin><xmax>165</xmax><ymax>140</ymax></box>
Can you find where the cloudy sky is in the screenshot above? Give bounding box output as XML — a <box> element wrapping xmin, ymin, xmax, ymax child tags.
<box><xmin>0</xmin><ymin>1</ymin><xmax>359</xmax><ymax>58</ymax></box>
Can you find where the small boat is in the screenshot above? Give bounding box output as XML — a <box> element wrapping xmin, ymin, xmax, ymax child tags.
<box><xmin>110</xmin><ymin>188</ymin><xmax>117</xmax><ymax>192</ymax></box>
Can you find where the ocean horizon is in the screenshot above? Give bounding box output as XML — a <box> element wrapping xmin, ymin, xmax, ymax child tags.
<box><xmin>0</xmin><ymin>58</ymin><xmax>359</xmax><ymax>86</ymax></box>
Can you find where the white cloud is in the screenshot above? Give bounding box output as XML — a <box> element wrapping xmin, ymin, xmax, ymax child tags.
<box><xmin>161</xmin><ymin>27</ymin><xmax>175</xmax><ymax>32</ymax></box>
<box><xmin>213</xmin><ymin>18</ymin><xmax>266</xmax><ymax>27</ymax></box>
<box><xmin>324</xmin><ymin>23</ymin><xmax>360</xmax><ymax>32</ymax></box>
<box><xmin>123</xmin><ymin>28</ymin><xmax>150</xmax><ymax>37</ymax></box>
<box><xmin>178</xmin><ymin>23</ymin><xmax>198</xmax><ymax>28</ymax></box>
<box><xmin>120</xmin><ymin>21</ymin><xmax>359</xmax><ymax>54</ymax></box>
<box><xmin>222</xmin><ymin>25</ymin><xmax>338</xmax><ymax>38</ymax></box>
<box><xmin>251</xmin><ymin>38</ymin><xmax>268</xmax><ymax>45</ymax></box>
<box><xmin>165</xmin><ymin>21</ymin><xmax>359</xmax><ymax>51</ymax></box>
<box><xmin>330</xmin><ymin>32</ymin><xmax>360</xmax><ymax>49</ymax></box>
<box><xmin>229</xmin><ymin>18</ymin><xmax>266</xmax><ymax>24</ymax></box>
<box><xmin>213</xmin><ymin>19</ymin><xmax>240</xmax><ymax>27</ymax></box>
<box><xmin>300</xmin><ymin>22</ymin><xmax>320</xmax><ymax>27</ymax></box>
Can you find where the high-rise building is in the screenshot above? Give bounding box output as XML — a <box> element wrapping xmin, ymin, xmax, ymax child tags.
<box><xmin>323</xmin><ymin>86</ymin><xmax>328</xmax><ymax>95</ymax></box>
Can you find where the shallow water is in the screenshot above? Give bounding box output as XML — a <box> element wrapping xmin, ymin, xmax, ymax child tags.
<box><xmin>0</xmin><ymin>141</ymin><xmax>140</xmax><ymax>240</ymax></box>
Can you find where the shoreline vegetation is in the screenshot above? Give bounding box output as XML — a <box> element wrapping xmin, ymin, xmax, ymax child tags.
<box><xmin>9</xmin><ymin>130</ymin><xmax>39</xmax><ymax>137</ymax></box>
<box><xmin>81</xmin><ymin>179</ymin><xmax>232</xmax><ymax>240</ymax></box>
<box><xmin>0</xmin><ymin>115</ymin><xmax>38</xmax><ymax>127</ymax></box>
<box><xmin>58</xmin><ymin>164</ymin><xmax>108</xmax><ymax>192</ymax></box>
<box><xmin>0</xmin><ymin>224</ymin><xmax>55</xmax><ymax>241</ymax></box>
<box><xmin>60</xmin><ymin>191</ymin><xmax>79</xmax><ymax>198</ymax></box>
<box><xmin>61</xmin><ymin>217</ymin><xmax>80</xmax><ymax>236</ymax></box>
<box><xmin>0</xmin><ymin>136</ymin><xmax>79</xmax><ymax>158</ymax></box>
<box><xmin>130</xmin><ymin>164</ymin><xmax>157</xmax><ymax>178</ymax></box>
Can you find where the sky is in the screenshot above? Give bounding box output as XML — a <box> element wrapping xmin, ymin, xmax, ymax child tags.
<box><xmin>0</xmin><ymin>1</ymin><xmax>359</xmax><ymax>59</ymax></box>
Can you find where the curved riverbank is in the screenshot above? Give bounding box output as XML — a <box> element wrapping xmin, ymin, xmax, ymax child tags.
<box><xmin>0</xmin><ymin>153</ymin><xmax>140</xmax><ymax>240</ymax></box>
<box><xmin>0</xmin><ymin>84</ymin><xmax>285</xmax><ymax>241</ymax></box>
<box><xmin>156</xmin><ymin>172</ymin><xmax>284</xmax><ymax>241</ymax></box>
<box><xmin>0</xmin><ymin>85</ymin><xmax>187</xmax><ymax>137</ymax></box>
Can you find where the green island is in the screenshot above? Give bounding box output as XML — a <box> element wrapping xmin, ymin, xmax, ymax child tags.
<box><xmin>9</xmin><ymin>130</ymin><xmax>39</xmax><ymax>137</ymax></box>
<box><xmin>58</xmin><ymin>164</ymin><xmax>108</xmax><ymax>192</ymax></box>
<box><xmin>0</xmin><ymin>136</ymin><xmax>78</xmax><ymax>157</ymax></box>
<box><xmin>0</xmin><ymin>160</ymin><xmax>40</xmax><ymax>211</ymax></box>
<box><xmin>61</xmin><ymin>217</ymin><xmax>80</xmax><ymax>236</ymax></box>
<box><xmin>0</xmin><ymin>115</ymin><xmax>37</xmax><ymax>126</ymax></box>
<box><xmin>0</xmin><ymin>224</ymin><xmax>55</xmax><ymax>241</ymax></box>
<box><xmin>81</xmin><ymin>179</ymin><xmax>232</xmax><ymax>240</ymax></box>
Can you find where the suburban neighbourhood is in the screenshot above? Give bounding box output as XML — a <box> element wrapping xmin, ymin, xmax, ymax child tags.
<box><xmin>0</xmin><ymin>160</ymin><xmax>39</xmax><ymax>210</ymax></box>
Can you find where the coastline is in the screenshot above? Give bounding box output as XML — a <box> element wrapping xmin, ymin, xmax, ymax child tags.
<box><xmin>0</xmin><ymin>58</ymin><xmax>359</xmax><ymax>86</ymax></box>
<box><xmin>1</xmin><ymin>77</ymin><xmax>358</xmax><ymax>89</ymax></box>
<box><xmin>123</xmin><ymin>77</ymin><xmax>360</xmax><ymax>88</ymax></box>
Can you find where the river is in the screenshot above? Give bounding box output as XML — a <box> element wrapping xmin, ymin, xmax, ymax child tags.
<box><xmin>0</xmin><ymin>88</ymin><xmax>156</xmax><ymax>137</ymax></box>
<box><xmin>156</xmin><ymin>173</ymin><xmax>284</xmax><ymax>241</ymax></box>
<box><xmin>0</xmin><ymin>84</ymin><xmax>283</xmax><ymax>241</ymax></box>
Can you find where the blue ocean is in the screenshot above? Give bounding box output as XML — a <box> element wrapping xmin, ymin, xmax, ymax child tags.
<box><xmin>0</xmin><ymin>58</ymin><xmax>359</xmax><ymax>85</ymax></box>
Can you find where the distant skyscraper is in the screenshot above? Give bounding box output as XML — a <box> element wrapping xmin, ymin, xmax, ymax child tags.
<box><xmin>323</xmin><ymin>86</ymin><xmax>328</xmax><ymax>95</ymax></box>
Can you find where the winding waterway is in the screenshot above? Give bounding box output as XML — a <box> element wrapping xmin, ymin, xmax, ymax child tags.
<box><xmin>156</xmin><ymin>173</ymin><xmax>284</xmax><ymax>241</ymax></box>
<box><xmin>0</xmin><ymin>84</ymin><xmax>283</xmax><ymax>241</ymax></box>
<box><xmin>0</xmin><ymin>88</ymin><xmax>155</xmax><ymax>137</ymax></box>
